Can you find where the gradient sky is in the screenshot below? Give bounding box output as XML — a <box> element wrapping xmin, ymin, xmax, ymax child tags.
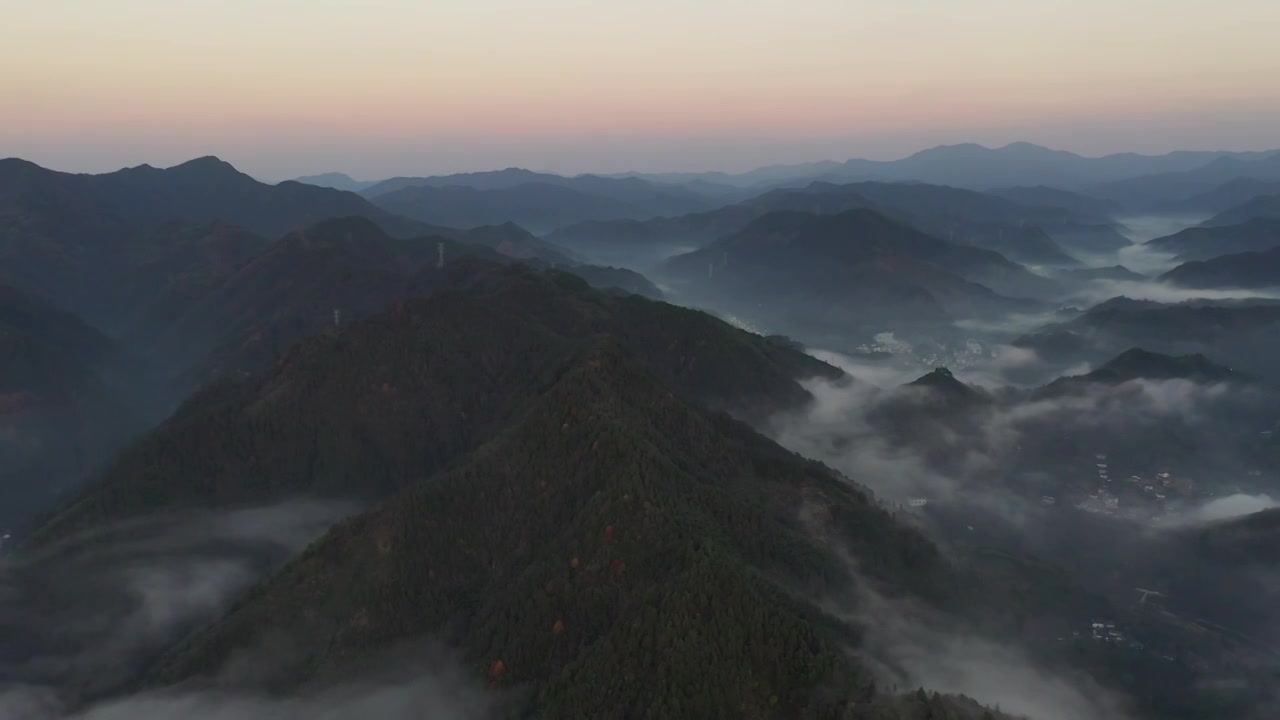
<box><xmin>3</xmin><ymin>0</ymin><xmax>1280</xmax><ymax>179</ymax></box>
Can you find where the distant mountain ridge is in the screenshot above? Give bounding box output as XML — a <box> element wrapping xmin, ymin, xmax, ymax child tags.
<box><xmin>1145</xmin><ymin>218</ymin><xmax>1280</xmax><ymax>261</ymax></box>
<box><xmin>0</xmin><ymin>156</ymin><xmax>430</xmax><ymax>327</ymax></box>
<box><xmin>359</xmin><ymin>167</ymin><xmax>717</xmax><ymax>220</ymax></box>
<box><xmin>549</xmin><ymin>179</ymin><xmax>1124</xmax><ymax>270</ymax></box>
<box><xmin>1160</xmin><ymin>246</ymin><xmax>1280</xmax><ymax>290</ymax></box>
<box><xmin>614</xmin><ymin>143</ymin><xmax>1280</xmax><ymax>192</ymax></box>
<box><xmin>1014</xmin><ymin>297</ymin><xmax>1280</xmax><ymax>382</ymax></box>
<box><xmin>1203</xmin><ymin>193</ymin><xmax>1280</xmax><ymax>227</ymax></box>
<box><xmin>1043</xmin><ymin>348</ymin><xmax>1245</xmax><ymax>392</ymax></box>
<box><xmin>368</xmin><ymin>181</ymin><xmax>657</xmax><ymax>234</ymax></box>
<box><xmin>291</xmin><ymin>172</ymin><xmax>378</xmax><ymax>192</ymax></box>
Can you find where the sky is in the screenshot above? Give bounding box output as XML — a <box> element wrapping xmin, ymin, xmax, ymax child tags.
<box><xmin>3</xmin><ymin>0</ymin><xmax>1280</xmax><ymax>180</ymax></box>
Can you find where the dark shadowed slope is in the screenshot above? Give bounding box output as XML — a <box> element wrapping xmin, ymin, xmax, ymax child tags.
<box><xmin>1160</xmin><ymin>246</ymin><xmax>1280</xmax><ymax>290</ymax></box>
<box><xmin>1145</xmin><ymin>218</ymin><xmax>1280</xmax><ymax>261</ymax></box>
<box><xmin>140</xmin><ymin>216</ymin><xmax>452</xmax><ymax>389</ymax></box>
<box><xmin>445</xmin><ymin>221</ymin><xmax>577</xmax><ymax>265</ymax></box>
<box><xmin>120</xmin><ymin>218</ymin><xmax>609</xmax><ymax>399</ymax></box>
<box><xmin>1203</xmin><ymin>194</ymin><xmax>1280</xmax><ymax>227</ymax></box>
<box><xmin>0</xmin><ymin>284</ymin><xmax>139</xmax><ymax>528</ymax></box>
<box><xmin>567</xmin><ymin>265</ymin><xmax>664</xmax><ymax>299</ymax></box>
<box><xmin>27</xmin><ymin>263</ymin><xmax>840</xmax><ymax>545</ymax></box>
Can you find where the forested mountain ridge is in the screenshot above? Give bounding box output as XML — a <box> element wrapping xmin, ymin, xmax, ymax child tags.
<box><xmin>140</xmin><ymin>338</ymin><xmax>1005</xmax><ymax>719</ymax></box>
<box><xmin>1144</xmin><ymin>218</ymin><xmax>1280</xmax><ymax>261</ymax></box>
<box><xmin>659</xmin><ymin>208</ymin><xmax>1054</xmax><ymax>328</ymax></box>
<box><xmin>26</xmin><ymin>262</ymin><xmax>840</xmax><ymax>545</ymax></box>
<box><xmin>0</xmin><ymin>157</ymin><xmax>428</xmax><ymax>327</ymax></box>
<box><xmin>1159</xmin><ymin>246</ymin><xmax>1280</xmax><ymax>290</ymax></box>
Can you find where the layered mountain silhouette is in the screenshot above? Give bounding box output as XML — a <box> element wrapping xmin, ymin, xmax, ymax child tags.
<box><xmin>0</xmin><ymin>157</ymin><xmax>429</xmax><ymax>326</ymax></box>
<box><xmin>988</xmin><ymin>185</ymin><xmax>1122</xmax><ymax>219</ymax></box>
<box><xmin>1145</xmin><ymin>218</ymin><xmax>1280</xmax><ymax>261</ymax></box>
<box><xmin>622</xmin><ymin>142</ymin><xmax>1278</xmax><ymax>192</ymax></box>
<box><xmin>1043</xmin><ymin>348</ymin><xmax>1244</xmax><ymax>392</ymax></box>
<box><xmin>1160</xmin><ymin>246</ymin><xmax>1280</xmax><ymax>290</ymax></box>
<box><xmin>1088</xmin><ymin>153</ymin><xmax>1280</xmax><ymax>211</ymax></box>
<box><xmin>360</xmin><ymin>167</ymin><xmax>716</xmax><ymax>219</ymax></box>
<box><xmin>369</xmin><ymin>182</ymin><xmax>667</xmax><ymax>234</ymax></box>
<box><xmin>550</xmin><ymin>179</ymin><xmax>1125</xmax><ymax>269</ymax></box>
<box><xmin>1179</xmin><ymin>178</ymin><xmax>1280</xmax><ymax>214</ymax></box>
<box><xmin>659</xmin><ymin>209</ymin><xmax>1056</xmax><ymax>327</ymax></box>
<box><xmin>1203</xmin><ymin>193</ymin><xmax>1280</xmax><ymax>227</ymax></box>
<box><xmin>1053</xmin><ymin>265</ymin><xmax>1146</xmax><ymax>282</ymax></box>
<box><xmin>114</xmin><ymin>218</ymin><xmax>647</xmax><ymax>400</ymax></box>
<box><xmin>292</xmin><ymin>172</ymin><xmax>378</xmax><ymax>192</ymax></box>
<box><xmin>1015</xmin><ymin>297</ymin><xmax>1280</xmax><ymax>381</ymax></box>
<box><xmin>29</xmin><ymin>259</ymin><xmax>839</xmax><ymax>544</ymax></box>
<box><xmin>567</xmin><ymin>265</ymin><xmax>664</xmax><ymax>299</ymax></box>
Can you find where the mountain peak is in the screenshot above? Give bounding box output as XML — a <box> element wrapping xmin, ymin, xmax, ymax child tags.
<box><xmin>1053</xmin><ymin>348</ymin><xmax>1247</xmax><ymax>388</ymax></box>
<box><xmin>167</xmin><ymin>155</ymin><xmax>244</xmax><ymax>177</ymax></box>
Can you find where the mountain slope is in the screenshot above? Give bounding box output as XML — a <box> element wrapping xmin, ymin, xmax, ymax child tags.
<box><xmin>1203</xmin><ymin>194</ymin><xmax>1280</xmax><ymax>227</ymax></box>
<box><xmin>1090</xmin><ymin>154</ymin><xmax>1280</xmax><ymax>211</ymax></box>
<box><xmin>1145</xmin><ymin>218</ymin><xmax>1280</xmax><ymax>261</ymax></box>
<box><xmin>1042</xmin><ymin>348</ymin><xmax>1245</xmax><ymax>393</ymax></box>
<box><xmin>368</xmin><ymin>182</ymin><xmax>652</xmax><ymax>233</ymax></box>
<box><xmin>661</xmin><ymin>207</ymin><xmax>1056</xmax><ymax>305</ymax></box>
<box><xmin>989</xmin><ymin>185</ymin><xmax>1123</xmax><ymax>219</ymax></box>
<box><xmin>361</xmin><ymin>168</ymin><xmax>715</xmax><ymax>219</ymax></box>
<box><xmin>549</xmin><ymin>179</ymin><xmax>1122</xmax><ymax>269</ymax></box>
<box><xmin>141</xmin><ymin>339</ymin><xmax>963</xmax><ymax>719</ymax></box>
<box><xmin>1013</xmin><ymin>298</ymin><xmax>1280</xmax><ymax>381</ymax></box>
<box><xmin>0</xmin><ymin>285</ymin><xmax>138</xmax><ymax>528</ymax></box>
<box><xmin>28</xmin><ymin>263</ymin><xmax>839</xmax><ymax>544</ymax></box>
<box><xmin>291</xmin><ymin>172</ymin><xmax>378</xmax><ymax>192</ymax></box>
<box><xmin>1160</xmin><ymin>246</ymin><xmax>1280</xmax><ymax>289</ymax></box>
<box><xmin>1179</xmin><ymin>178</ymin><xmax>1280</xmax><ymax>214</ymax></box>
<box><xmin>0</xmin><ymin>157</ymin><xmax>429</xmax><ymax>326</ymax></box>
<box><xmin>622</xmin><ymin>143</ymin><xmax>1277</xmax><ymax>190</ymax></box>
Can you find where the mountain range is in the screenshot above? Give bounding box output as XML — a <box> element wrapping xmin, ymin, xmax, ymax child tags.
<box><xmin>656</xmin><ymin>208</ymin><xmax>1057</xmax><ymax>348</ymax></box>
<box><xmin>1145</xmin><ymin>218</ymin><xmax>1280</xmax><ymax>261</ymax></box>
<box><xmin>0</xmin><ymin>156</ymin><xmax>428</xmax><ymax>328</ymax></box>
<box><xmin>1014</xmin><ymin>297</ymin><xmax>1280</xmax><ymax>382</ymax></box>
<box><xmin>617</xmin><ymin>142</ymin><xmax>1280</xmax><ymax>194</ymax></box>
<box><xmin>15</xmin><ymin>259</ymin><xmax>1045</xmax><ymax>718</ymax></box>
<box><xmin>548</xmin><ymin>179</ymin><xmax>1126</xmax><ymax>271</ymax></box>
<box><xmin>1203</xmin><ymin>193</ymin><xmax>1280</xmax><ymax>227</ymax></box>
<box><xmin>7</xmin><ymin>144</ymin><xmax>1280</xmax><ymax>718</ymax></box>
<box><xmin>1160</xmin><ymin>246</ymin><xmax>1280</xmax><ymax>290</ymax></box>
